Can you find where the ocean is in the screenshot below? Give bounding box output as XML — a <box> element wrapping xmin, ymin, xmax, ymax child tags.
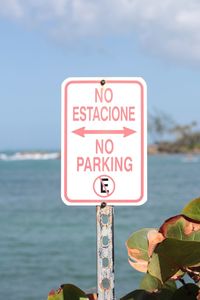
<box><xmin>0</xmin><ymin>154</ymin><xmax>200</xmax><ymax>299</ymax></box>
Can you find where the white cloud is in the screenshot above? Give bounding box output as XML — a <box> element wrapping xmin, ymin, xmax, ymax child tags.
<box><xmin>0</xmin><ymin>0</ymin><xmax>200</xmax><ymax>64</ymax></box>
<box><xmin>0</xmin><ymin>0</ymin><xmax>23</xmax><ymax>18</ymax></box>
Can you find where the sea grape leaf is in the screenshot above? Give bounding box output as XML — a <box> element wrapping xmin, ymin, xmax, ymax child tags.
<box><xmin>159</xmin><ymin>215</ymin><xmax>200</xmax><ymax>241</ymax></box>
<box><xmin>47</xmin><ymin>285</ymin><xmax>97</xmax><ymax>300</ymax></box>
<box><xmin>147</xmin><ymin>230</ymin><xmax>165</xmax><ymax>257</ymax></box>
<box><xmin>197</xmin><ymin>290</ymin><xmax>200</xmax><ymax>300</ymax></box>
<box><xmin>140</xmin><ymin>273</ymin><xmax>162</xmax><ymax>292</ymax></box>
<box><xmin>172</xmin><ymin>283</ymin><xmax>199</xmax><ymax>300</ymax></box>
<box><xmin>154</xmin><ymin>289</ymin><xmax>174</xmax><ymax>300</ymax></box>
<box><xmin>120</xmin><ymin>289</ymin><xmax>157</xmax><ymax>300</ymax></box>
<box><xmin>148</xmin><ymin>238</ymin><xmax>200</xmax><ymax>283</ymax></box>
<box><xmin>162</xmin><ymin>280</ymin><xmax>177</xmax><ymax>291</ymax></box>
<box><xmin>128</xmin><ymin>259</ymin><xmax>148</xmax><ymax>273</ymax></box>
<box><xmin>170</xmin><ymin>269</ymin><xmax>185</xmax><ymax>280</ymax></box>
<box><xmin>189</xmin><ymin>265</ymin><xmax>200</xmax><ymax>276</ymax></box>
<box><xmin>190</xmin><ymin>266</ymin><xmax>200</xmax><ymax>272</ymax></box>
<box><xmin>47</xmin><ymin>288</ymin><xmax>64</xmax><ymax>300</ymax></box>
<box><xmin>148</xmin><ymin>251</ymin><xmax>179</xmax><ymax>284</ymax></box>
<box><xmin>126</xmin><ymin>228</ymin><xmax>164</xmax><ymax>273</ymax></box>
<box><xmin>85</xmin><ymin>293</ymin><xmax>97</xmax><ymax>300</ymax></box>
<box><xmin>139</xmin><ymin>273</ymin><xmax>176</xmax><ymax>293</ymax></box>
<box><xmin>61</xmin><ymin>284</ymin><xmax>88</xmax><ymax>300</ymax></box>
<box><xmin>127</xmin><ymin>228</ymin><xmax>152</xmax><ymax>273</ymax></box>
<box><xmin>182</xmin><ymin>197</ymin><xmax>200</xmax><ymax>222</ymax></box>
<box><xmin>127</xmin><ymin>229</ymin><xmax>153</xmax><ymax>261</ymax></box>
<box><xmin>121</xmin><ymin>289</ymin><xmax>174</xmax><ymax>300</ymax></box>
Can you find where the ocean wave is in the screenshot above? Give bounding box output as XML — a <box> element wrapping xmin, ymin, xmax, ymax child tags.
<box><xmin>0</xmin><ymin>152</ymin><xmax>60</xmax><ymax>161</ymax></box>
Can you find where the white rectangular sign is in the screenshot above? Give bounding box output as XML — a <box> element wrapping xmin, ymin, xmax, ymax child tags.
<box><xmin>61</xmin><ymin>77</ymin><xmax>147</xmax><ymax>206</ymax></box>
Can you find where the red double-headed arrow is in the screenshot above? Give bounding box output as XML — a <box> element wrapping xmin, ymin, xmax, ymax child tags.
<box><xmin>72</xmin><ymin>127</ymin><xmax>136</xmax><ymax>138</ymax></box>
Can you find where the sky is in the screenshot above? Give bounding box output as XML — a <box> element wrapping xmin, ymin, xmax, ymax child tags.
<box><xmin>0</xmin><ymin>0</ymin><xmax>200</xmax><ymax>150</ymax></box>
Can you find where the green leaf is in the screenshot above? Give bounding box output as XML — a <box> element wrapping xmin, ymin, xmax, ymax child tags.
<box><xmin>47</xmin><ymin>288</ymin><xmax>64</xmax><ymax>300</ymax></box>
<box><xmin>127</xmin><ymin>228</ymin><xmax>154</xmax><ymax>262</ymax></box>
<box><xmin>120</xmin><ymin>289</ymin><xmax>157</xmax><ymax>300</ymax></box>
<box><xmin>127</xmin><ymin>228</ymin><xmax>165</xmax><ymax>273</ymax></box>
<box><xmin>154</xmin><ymin>289</ymin><xmax>174</xmax><ymax>300</ymax></box>
<box><xmin>140</xmin><ymin>273</ymin><xmax>177</xmax><ymax>293</ymax></box>
<box><xmin>159</xmin><ymin>215</ymin><xmax>200</xmax><ymax>241</ymax></box>
<box><xmin>148</xmin><ymin>239</ymin><xmax>200</xmax><ymax>282</ymax></box>
<box><xmin>127</xmin><ymin>228</ymin><xmax>162</xmax><ymax>273</ymax></box>
<box><xmin>163</xmin><ymin>280</ymin><xmax>177</xmax><ymax>292</ymax></box>
<box><xmin>172</xmin><ymin>284</ymin><xmax>199</xmax><ymax>300</ymax></box>
<box><xmin>120</xmin><ymin>289</ymin><xmax>175</xmax><ymax>300</ymax></box>
<box><xmin>182</xmin><ymin>197</ymin><xmax>200</xmax><ymax>222</ymax></box>
<box><xmin>140</xmin><ymin>273</ymin><xmax>162</xmax><ymax>292</ymax></box>
<box><xmin>61</xmin><ymin>284</ymin><xmax>88</xmax><ymax>300</ymax></box>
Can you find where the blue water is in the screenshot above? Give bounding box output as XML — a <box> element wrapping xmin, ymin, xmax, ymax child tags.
<box><xmin>0</xmin><ymin>155</ymin><xmax>200</xmax><ymax>299</ymax></box>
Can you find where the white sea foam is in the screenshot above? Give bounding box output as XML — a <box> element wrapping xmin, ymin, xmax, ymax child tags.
<box><xmin>181</xmin><ymin>155</ymin><xmax>199</xmax><ymax>163</ymax></box>
<box><xmin>0</xmin><ymin>152</ymin><xmax>60</xmax><ymax>161</ymax></box>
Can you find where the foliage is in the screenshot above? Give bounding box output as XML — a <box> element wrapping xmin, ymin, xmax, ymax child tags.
<box><xmin>148</xmin><ymin>109</ymin><xmax>175</xmax><ymax>143</ymax></box>
<box><xmin>47</xmin><ymin>197</ymin><xmax>200</xmax><ymax>300</ymax></box>
<box><xmin>125</xmin><ymin>197</ymin><xmax>200</xmax><ymax>299</ymax></box>
<box><xmin>47</xmin><ymin>284</ymin><xmax>96</xmax><ymax>300</ymax></box>
<box><xmin>148</xmin><ymin>108</ymin><xmax>200</xmax><ymax>153</ymax></box>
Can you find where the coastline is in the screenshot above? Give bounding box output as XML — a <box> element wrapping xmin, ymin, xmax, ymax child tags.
<box><xmin>148</xmin><ymin>144</ymin><xmax>200</xmax><ymax>155</ymax></box>
<box><xmin>1</xmin><ymin>147</ymin><xmax>200</xmax><ymax>161</ymax></box>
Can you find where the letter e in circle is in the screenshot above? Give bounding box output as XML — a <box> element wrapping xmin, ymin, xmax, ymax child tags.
<box><xmin>93</xmin><ymin>175</ymin><xmax>115</xmax><ymax>198</ymax></box>
<box><xmin>101</xmin><ymin>178</ymin><xmax>109</xmax><ymax>194</ymax></box>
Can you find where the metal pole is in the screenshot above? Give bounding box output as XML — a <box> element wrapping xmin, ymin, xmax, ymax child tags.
<box><xmin>96</xmin><ymin>204</ymin><xmax>115</xmax><ymax>300</ymax></box>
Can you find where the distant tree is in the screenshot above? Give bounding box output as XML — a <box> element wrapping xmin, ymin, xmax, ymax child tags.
<box><xmin>148</xmin><ymin>109</ymin><xmax>175</xmax><ymax>143</ymax></box>
<box><xmin>148</xmin><ymin>108</ymin><xmax>200</xmax><ymax>152</ymax></box>
<box><xmin>170</xmin><ymin>121</ymin><xmax>197</xmax><ymax>140</ymax></box>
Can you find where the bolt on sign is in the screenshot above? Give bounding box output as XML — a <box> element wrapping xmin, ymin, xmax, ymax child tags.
<box><xmin>61</xmin><ymin>78</ymin><xmax>147</xmax><ymax>206</ymax></box>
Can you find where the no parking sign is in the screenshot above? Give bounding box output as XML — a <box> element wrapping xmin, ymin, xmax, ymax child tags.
<box><xmin>61</xmin><ymin>78</ymin><xmax>147</xmax><ymax>206</ymax></box>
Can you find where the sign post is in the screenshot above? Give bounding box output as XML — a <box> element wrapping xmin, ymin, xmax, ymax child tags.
<box><xmin>61</xmin><ymin>77</ymin><xmax>147</xmax><ymax>300</ymax></box>
<box><xmin>97</xmin><ymin>204</ymin><xmax>115</xmax><ymax>300</ymax></box>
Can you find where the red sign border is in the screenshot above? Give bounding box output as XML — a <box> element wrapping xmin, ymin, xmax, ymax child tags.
<box><xmin>63</xmin><ymin>79</ymin><xmax>145</xmax><ymax>204</ymax></box>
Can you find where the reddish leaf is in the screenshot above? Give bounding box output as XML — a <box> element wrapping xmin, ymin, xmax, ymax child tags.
<box><xmin>147</xmin><ymin>230</ymin><xmax>165</xmax><ymax>257</ymax></box>
<box><xmin>159</xmin><ymin>215</ymin><xmax>200</xmax><ymax>241</ymax></box>
<box><xmin>126</xmin><ymin>228</ymin><xmax>165</xmax><ymax>273</ymax></box>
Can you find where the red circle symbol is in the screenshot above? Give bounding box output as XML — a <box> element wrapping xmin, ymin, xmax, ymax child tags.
<box><xmin>93</xmin><ymin>175</ymin><xmax>115</xmax><ymax>198</ymax></box>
